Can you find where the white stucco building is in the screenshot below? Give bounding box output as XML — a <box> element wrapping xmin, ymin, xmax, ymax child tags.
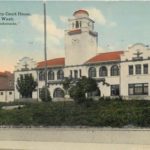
<box><xmin>14</xmin><ymin>10</ymin><xmax>150</xmax><ymax>101</ymax></box>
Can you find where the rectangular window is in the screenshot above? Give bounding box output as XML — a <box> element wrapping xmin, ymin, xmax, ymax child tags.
<box><xmin>74</xmin><ymin>70</ymin><xmax>78</xmax><ymax>79</ymax></box>
<box><xmin>143</xmin><ymin>64</ymin><xmax>148</xmax><ymax>74</ymax></box>
<box><xmin>129</xmin><ymin>65</ymin><xmax>133</xmax><ymax>75</ymax></box>
<box><xmin>135</xmin><ymin>64</ymin><xmax>141</xmax><ymax>74</ymax></box>
<box><xmin>0</xmin><ymin>92</ymin><xmax>3</xmax><ymax>95</ymax></box>
<box><xmin>9</xmin><ymin>92</ymin><xmax>12</xmax><ymax>95</ymax></box>
<box><xmin>128</xmin><ymin>83</ymin><xmax>148</xmax><ymax>95</ymax></box>
<box><xmin>111</xmin><ymin>85</ymin><xmax>120</xmax><ymax>96</ymax></box>
<box><xmin>70</xmin><ymin>70</ymin><xmax>72</xmax><ymax>78</ymax></box>
<box><xmin>79</xmin><ymin>69</ymin><xmax>82</xmax><ymax>77</ymax></box>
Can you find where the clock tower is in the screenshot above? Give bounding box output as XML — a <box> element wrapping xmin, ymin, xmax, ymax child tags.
<box><xmin>65</xmin><ymin>9</ymin><xmax>98</xmax><ymax>66</ymax></box>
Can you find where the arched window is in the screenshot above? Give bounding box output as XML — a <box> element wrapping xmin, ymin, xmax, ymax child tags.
<box><xmin>111</xmin><ymin>65</ymin><xmax>119</xmax><ymax>76</ymax></box>
<box><xmin>99</xmin><ymin>66</ymin><xmax>107</xmax><ymax>77</ymax></box>
<box><xmin>48</xmin><ymin>70</ymin><xmax>54</xmax><ymax>80</ymax></box>
<box><xmin>76</xmin><ymin>21</ymin><xmax>79</xmax><ymax>28</ymax></box>
<box><xmin>57</xmin><ymin>70</ymin><xmax>64</xmax><ymax>80</ymax></box>
<box><xmin>39</xmin><ymin>71</ymin><xmax>45</xmax><ymax>81</ymax></box>
<box><xmin>53</xmin><ymin>88</ymin><xmax>64</xmax><ymax>98</ymax></box>
<box><xmin>88</xmin><ymin>67</ymin><xmax>96</xmax><ymax>78</ymax></box>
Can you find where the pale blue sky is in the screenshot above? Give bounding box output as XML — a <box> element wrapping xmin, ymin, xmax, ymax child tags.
<box><xmin>0</xmin><ymin>1</ymin><xmax>150</xmax><ymax>71</ymax></box>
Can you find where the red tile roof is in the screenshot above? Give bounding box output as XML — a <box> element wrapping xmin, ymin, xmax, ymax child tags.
<box><xmin>36</xmin><ymin>51</ymin><xmax>123</xmax><ymax>68</ymax></box>
<box><xmin>37</xmin><ymin>57</ymin><xmax>65</xmax><ymax>68</ymax></box>
<box><xmin>68</xmin><ymin>29</ymin><xmax>81</xmax><ymax>35</ymax></box>
<box><xmin>0</xmin><ymin>72</ymin><xmax>14</xmax><ymax>91</ymax></box>
<box><xmin>73</xmin><ymin>10</ymin><xmax>89</xmax><ymax>16</ymax></box>
<box><xmin>86</xmin><ymin>51</ymin><xmax>124</xmax><ymax>64</ymax></box>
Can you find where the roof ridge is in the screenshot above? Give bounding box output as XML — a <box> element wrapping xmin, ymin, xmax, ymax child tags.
<box><xmin>38</xmin><ymin>57</ymin><xmax>65</xmax><ymax>63</ymax></box>
<box><xmin>97</xmin><ymin>50</ymin><xmax>124</xmax><ymax>55</ymax></box>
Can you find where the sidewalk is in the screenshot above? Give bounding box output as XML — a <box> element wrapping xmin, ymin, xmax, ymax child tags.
<box><xmin>0</xmin><ymin>127</ymin><xmax>150</xmax><ymax>150</ymax></box>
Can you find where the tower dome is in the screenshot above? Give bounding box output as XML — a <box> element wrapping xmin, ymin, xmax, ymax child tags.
<box><xmin>73</xmin><ymin>9</ymin><xmax>89</xmax><ymax>18</ymax></box>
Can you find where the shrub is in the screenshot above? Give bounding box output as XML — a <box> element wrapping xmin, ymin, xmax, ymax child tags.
<box><xmin>39</xmin><ymin>86</ymin><xmax>52</xmax><ymax>102</ymax></box>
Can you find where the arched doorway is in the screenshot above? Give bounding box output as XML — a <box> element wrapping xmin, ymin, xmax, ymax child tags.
<box><xmin>53</xmin><ymin>88</ymin><xmax>64</xmax><ymax>98</ymax></box>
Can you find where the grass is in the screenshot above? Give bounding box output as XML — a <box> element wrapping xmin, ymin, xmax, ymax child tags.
<box><xmin>0</xmin><ymin>99</ymin><xmax>149</xmax><ymax>127</ymax></box>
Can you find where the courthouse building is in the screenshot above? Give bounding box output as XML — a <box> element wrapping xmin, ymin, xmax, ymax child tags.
<box><xmin>14</xmin><ymin>10</ymin><xmax>150</xmax><ymax>100</ymax></box>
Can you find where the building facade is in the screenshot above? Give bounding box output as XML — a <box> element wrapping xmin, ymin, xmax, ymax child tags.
<box><xmin>14</xmin><ymin>10</ymin><xmax>150</xmax><ymax>101</ymax></box>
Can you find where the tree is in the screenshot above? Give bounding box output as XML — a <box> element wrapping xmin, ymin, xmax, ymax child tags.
<box><xmin>63</xmin><ymin>77</ymin><xmax>72</xmax><ymax>95</ymax></box>
<box><xmin>69</xmin><ymin>76</ymin><xmax>98</xmax><ymax>103</ymax></box>
<box><xmin>16</xmin><ymin>74</ymin><xmax>37</xmax><ymax>98</ymax></box>
<box><xmin>39</xmin><ymin>86</ymin><xmax>52</xmax><ymax>102</ymax></box>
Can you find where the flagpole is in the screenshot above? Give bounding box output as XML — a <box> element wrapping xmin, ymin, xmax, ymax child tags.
<box><xmin>43</xmin><ymin>0</ymin><xmax>48</xmax><ymax>101</ymax></box>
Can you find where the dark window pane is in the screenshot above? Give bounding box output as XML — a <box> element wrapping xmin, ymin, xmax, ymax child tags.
<box><xmin>129</xmin><ymin>65</ymin><xmax>133</xmax><ymax>75</ymax></box>
<box><xmin>53</xmin><ymin>88</ymin><xmax>64</xmax><ymax>98</ymax></box>
<box><xmin>135</xmin><ymin>64</ymin><xmax>141</xmax><ymax>74</ymax></box>
<box><xmin>111</xmin><ymin>65</ymin><xmax>119</xmax><ymax>76</ymax></box>
<box><xmin>128</xmin><ymin>83</ymin><xmax>148</xmax><ymax>95</ymax></box>
<box><xmin>57</xmin><ymin>70</ymin><xmax>64</xmax><ymax>80</ymax></box>
<box><xmin>88</xmin><ymin>67</ymin><xmax>96</xmax><ymax>78</ymax></box>
<box><xmin>143</xmin><ymin>64</ymin><xmax>148</xmax><ymax>74</ymax></box>
<box><xmin>99</xmin><ymin>66</ymin><xmax>107</xmax><ymax>76</ymax></box>
<box><xmin>111</xmin><ymin>85</ymin><xmax>120</xmax><ymax>96</ymax></box>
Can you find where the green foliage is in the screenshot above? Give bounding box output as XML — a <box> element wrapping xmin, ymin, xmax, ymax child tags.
<box><xmin>69</xmin><ymin>76</ymin><xmax>98</xmax><ymax>103</ymax></box>
<box><xmin>69</xmin><ymin>85</ymin><xmax>86</xmax><ymax>103</ymax></box>
<box><xmin>0</xmin><ymin>100</ymin><xmax>149</xmax><ymax>127</ymax></box>
<box><xmin>39</xmin><ymin>86</ymin><xmax>52</xmax><ymax>102</ymax></box>
<box><xmin>16</xmin><ymin>74</ymin><xmax>37</xmax><ymax>98</ymax></box>
<box><xmin>62</xmin><ymin>77</ymin><xmax>72</xmax><ymax>95</ymax></box>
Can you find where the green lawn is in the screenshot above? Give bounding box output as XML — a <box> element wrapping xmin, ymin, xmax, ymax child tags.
<box><xmin>0</xmin><ymin>99</ymin><xmax>149</xmax><ymax>127</ymax></box>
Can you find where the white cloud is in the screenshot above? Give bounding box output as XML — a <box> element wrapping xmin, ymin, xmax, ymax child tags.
<box><xmin>0</xmin><ymin>38</ymin><xmax>14</xmax><ymax>44</ymax></box>
<box><xmin>85</xmin><ymin>7</ymin><xmax>117</xmax><ymax>27</ymax></box>
<box><xmin>87</xmin><ymin>8</ymin><xmax>106</xmax><ymax>25</ymax></box>
<box><xmin>28</xmin><ymin>14</ymin><xmax>64</xmax><ymax>40</ymax></box>
<box><xmin>60</xmin><ymin>16</ymin><xmax>68</xmax><ymax>23</ymax></box>
<box><xmin>28</xmin><ymin>14</ymin><xmax>65</xmax><ymax>59</ymax></box>
<box><xmin>108</xmin><ymin>21</ymin><xmax>117</xmax><ymax>27</ymax></box>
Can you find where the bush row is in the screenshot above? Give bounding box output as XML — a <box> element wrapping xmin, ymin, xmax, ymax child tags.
<box><xmin>0</xmin><ymin>99</ymin><xmax>149</xmax><ymax>127</ymax></box>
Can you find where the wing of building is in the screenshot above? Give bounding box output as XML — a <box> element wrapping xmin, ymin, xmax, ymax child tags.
<box><xmin>0</xmin><ymin>71</ymin><xmax>14</xmax><ymax>102</ymax></box>
<box><xmin>14</xmin><ymin>10</ymin><xmax>150</xmax><ymax>101</ymax></box>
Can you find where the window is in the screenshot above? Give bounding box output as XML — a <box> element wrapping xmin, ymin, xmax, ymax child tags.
<box><xmin>72</xmin><ymin>22</ymin><xmax>74</xmax><ymax>28</ymax></box>
<box><xmin>76</xmin><ymin>21</ymin><xmax>79</xmax><ymax>28</ymax></box>
<box><xmin>57</xmin><ymin>70</ymin><xmax>64</xmax><ymax>80</ymax></box>
<box><xmin>39</xmin><ymin>71</ymin><xmax>45</xmax><ymax>81</ymax></box>
<box><xmin>80</xmin><ymin>21</ymin><xmax>82</xmax><ymax>27</ymax></box>
<box><xmin>9</xmin><ymin>92</ymin><xmax>12</xmax><ymax>95</ymax></box>
<box><xmin>0</xmin><ymin>92</ymin><xmax>3</xmax><ymax>95</ymax></box>
<box><xmin>135</xmin><ymin>64</ymin><xmax>141</xmax><ymax>74</ymax></box>
<box><xmin>111</xmin><ymin>65</ymin><xmax>119</xmax><ymax>76</ymax></box>
<box><xmin>99</xmin><ymin>66</ymin><xmax>107</xmax><ymax>77</ymax></box>
<box><xmin>88</xmin><ymin>67</ymin><xmax>96</xmax><ymax>78</ymax></box>
<box><xmin>48</xmin><ymin>71</ymin><xmax>54</xmax><ymax>80</ymax></box>
<box><xmin>111</xmin><ymin>85</ymin><xmax>120</xmax><ymax>96</ymax></box>
<box><xmin>79</xmin><ymin>69</ymin><xmax>82</xmax><ymax>77</ymax></box>
<box><xmin>128</xmin><ymin>83</ymin><xmax>148</xmax><ymax>95</ymax></box>
<box><xmin>74</xmin><ymin>70</ymin><xmax>78</xmax><ymax>79</ymax></box>
<box><xmin>143</xmin><ymin>64</ymin><xmax>148</xmax><ymax>74</ymax></box>
<box><xmin>129</xmin><ymin>65</ymin><xmax>133</xmax><ymax>75</ymax></box>
<box><xmin>53</xmin><ymin>88</ymin><xmax>64</xmax><ymax>98</ymax></box>
<box><xmin>70</xmin><ymin>70</ymin><xmax>72</xmax><ymax>78</ymax></box>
